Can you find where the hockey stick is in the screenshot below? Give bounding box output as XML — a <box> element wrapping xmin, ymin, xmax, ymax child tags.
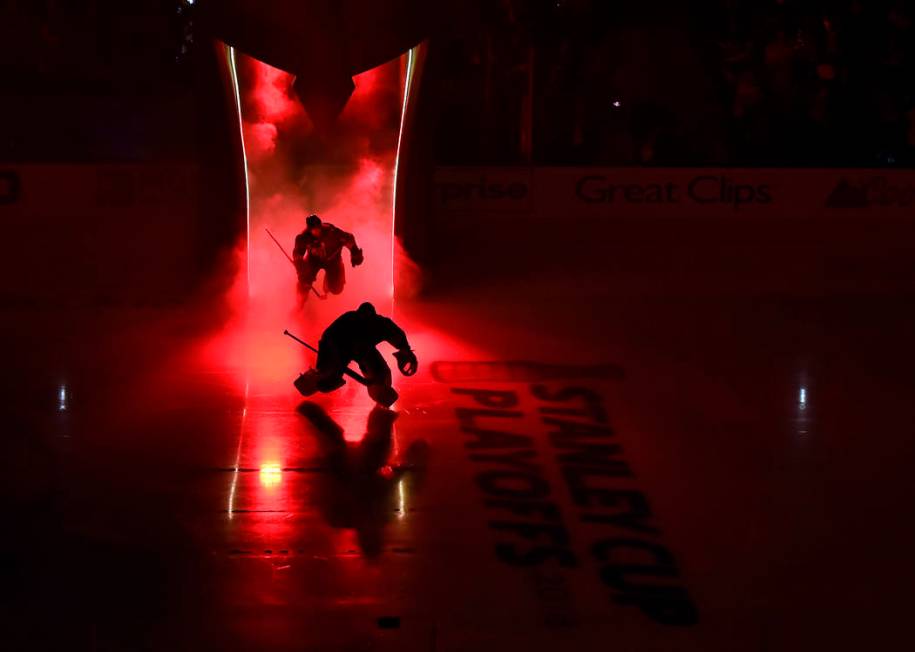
<box><xmin>283</xmin><ymin>329</ymin><xmax>368</xmax><ymax>385</ymax></box>
<box><xmin>265</xmin><ymin>228</ymin><xmax>325</xmax><ymax>299</ymax></box>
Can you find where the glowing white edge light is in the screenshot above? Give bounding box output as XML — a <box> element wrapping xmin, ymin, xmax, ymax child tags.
<box><xmin>228</xmin><ymin>382</ymin><xmax>249</xmax><ymax>519</ymax></box>
<box><xmin>227</xmin><ymin>46</ymin><xmax>252</xmax><ymax>296</ymax></box>
<box><xmin>391</xmin><ymin>47</ymin><xmax>416</xmax><ymax>313</ymax></box>
<box><xmin>58</xmin><ymin>384</ymin><xmax>67</xmax><ymax>411</ymax></box>
<box><xmin>397</xmin><ymin>477</ymin><xmax>406</xmax><ymax>519</ymax></box>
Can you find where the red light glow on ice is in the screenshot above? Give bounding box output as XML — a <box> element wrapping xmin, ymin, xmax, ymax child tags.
<box><xmin>259</xmin><ymin>462</ymin><xmax>282</xmax><ymax>487</ymax></box>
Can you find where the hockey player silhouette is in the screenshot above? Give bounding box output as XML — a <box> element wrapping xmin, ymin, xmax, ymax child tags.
<box><xmin>292</xmin><ymin>214</ymin><xmax>364</xmax><ymax>304</ymax></box>
<box><xmin>291</xmin><ymin>303</ymin><xmax>417</xmax><ymax>407</ymax></box>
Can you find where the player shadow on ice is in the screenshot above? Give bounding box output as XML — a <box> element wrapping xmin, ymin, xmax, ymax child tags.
<box><xmin>297</xmin><ymin>401</ymin><xmax>428</xmax><ymax>558</ymax></box>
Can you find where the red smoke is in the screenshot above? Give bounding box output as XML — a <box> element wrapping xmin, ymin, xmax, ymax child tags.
<box><xmin>202</xmin><ymin>53</ymin><xmax>415</xmax><ymax>393</ymax></box>
<box><xmin>250</xmin><ymin>62</ymin><xmax>299</xmax><ymax>123</ymax></box>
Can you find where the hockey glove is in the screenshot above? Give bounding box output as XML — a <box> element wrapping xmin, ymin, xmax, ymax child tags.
<box><xmin>393</xmin><ymin>349</ymin><xmax>418</xmax><ymax>376</ymax></box>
